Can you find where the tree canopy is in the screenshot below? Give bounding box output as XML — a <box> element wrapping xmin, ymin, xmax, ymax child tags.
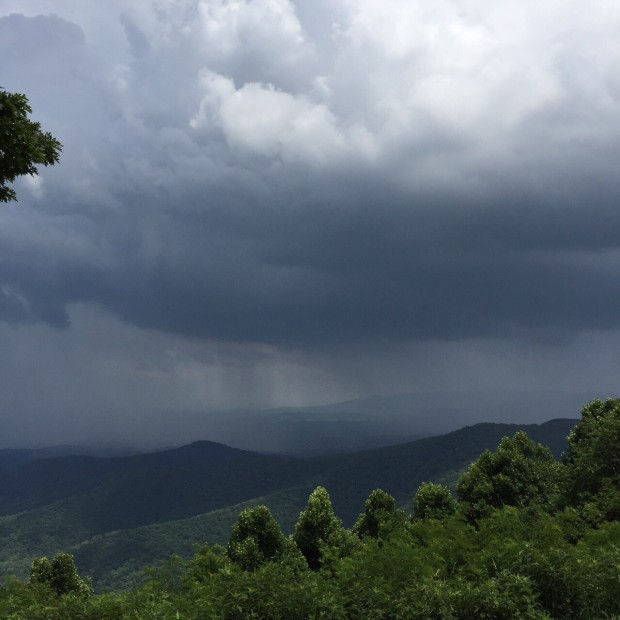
<box><xmin>226</xmin><ymin>505</ymin><xmax>287</xmax><ymax>571</ymax></box>
<box><xmin>0</xmin><ymin>88</ymin><xmax>62</xmax><ymax>203</ymax></box>
<box><xmin>293</xmin><ymin>486</ymin><xmax>345</xmax><ymax>570</ymax></box>
<box><xmin>457</xmin><ymin>431</ymin><xmax>560</xmax><ymax>521</ymax></box>
<box><xmin>353</xmin><ymin>488</ymin><xmax>398</xmax><ymax>538</ymax></box>
<box><xmin>561</xmin><ymin>397</ymin><xmax>620</xmax><ymax>521</ymax></box>
<box><xmin>413</xmin><ymin>482</ymin><xmax>457</xmax><ymax>521</ymax></box>
<box><xmin>29</xmin><ymin>553</ymin><xmax>92</xmax><ymax>598</ymax></box>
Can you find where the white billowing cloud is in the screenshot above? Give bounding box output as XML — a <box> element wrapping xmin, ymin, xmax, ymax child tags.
<box><xmin>182</xmin><ymin>0</ymin><xmax>564</xmax><ymax>172</ymax></box>
<box><xmin>190</xmin><ymin>70</ymin><xmax>353</xmax><ymax>164</ymax></box>
<box><xmin>324</xmin><ymin>1</ymin><xmax>557</xmax><ymax>167</ymax></box>
<box><xmin>196</xmin><ymin>0</ymin><xmax>312</xmax><ymax>84</ymax></box>
<box><xmin>188</xmin><ymin>0</ymin><xmax>620</xmax><ymax>185</ymax></box>
<box><xmin>198</xmin><ymin>0</ymin><xmax>303</xmax><ymax>49</ymax></box>
<box><xmin>315</xmin><ymin>0</ymin><xmax>619</xmax><ymax>178</ymax></box>
<box><xmin>4</xmin><ymin>0</ymin><xmax>619</xmax><ymax>195</ymax></box>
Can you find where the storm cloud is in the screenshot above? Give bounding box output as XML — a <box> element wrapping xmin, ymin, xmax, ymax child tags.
<box><xmin>1</xmin><ymin>0</ymin><xmax>619</xmax><ymax>445</ymax></box>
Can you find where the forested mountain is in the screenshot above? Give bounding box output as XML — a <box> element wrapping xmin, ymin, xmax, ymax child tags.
<box><xmin>0</xmin><ymin>419</ymin><xmax>576</xmax><ymax>590</ymax></box>
<box><xmin>0</xmin><ymin>446</ymin><xmax>140</xmax><ymax>475</ymax></box>
<box><xmin>0</xmin><ymin>441</ymin><xmax>258</xmax><ymax>515</ymax></box>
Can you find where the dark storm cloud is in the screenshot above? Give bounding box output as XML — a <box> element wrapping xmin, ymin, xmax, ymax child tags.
<box><xmin>3</xmin><ymin>179</ymin><xmax>620</xmax><ymax>348</ymax></box>
<box><xmin>1</xmin><ymin>1</ymin><xmax>620</xmax><ymax>350</ymax></box>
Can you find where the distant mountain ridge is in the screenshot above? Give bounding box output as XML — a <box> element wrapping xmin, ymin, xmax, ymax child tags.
<box><xmin>0</xmin><ymin>418</ymin><xmax>578</xmax><ymax>591</ymax></box>
<box><xmin>0</xmin><ymin>440</ymin><xmax>255</xmax><ymax>516</ymax></box>
<box><xmin>0</xmin><ymin>445</ymin><xmax>140</xmax><ymax>473</ymax></box>
<box><xmin>148</xmin><ymin>389</ymin><xmax>595</xmax><ymax>454</ymax></box>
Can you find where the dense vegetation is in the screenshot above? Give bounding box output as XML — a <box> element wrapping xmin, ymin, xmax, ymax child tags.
<box><xmin>0</xmin><ymin>399</ymin><xmax>618</xmax><ymax>618</ymax></box>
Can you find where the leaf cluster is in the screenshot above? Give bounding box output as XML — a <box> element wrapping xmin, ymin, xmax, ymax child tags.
<box><xmin>0</xmin><ymin>89</ymin><xmax>61</xmax><ymax>202</ymax></box>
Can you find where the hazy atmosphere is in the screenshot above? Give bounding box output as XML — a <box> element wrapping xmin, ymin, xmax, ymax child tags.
<box><xmin>1</xmin><ymin>0</ymin><xmax>619</xmax><ymax>448</ymax></box>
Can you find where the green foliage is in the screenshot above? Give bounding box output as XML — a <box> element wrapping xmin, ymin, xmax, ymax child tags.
<box><xmin>353</xmin><ymin>488</ymin><xmax>398</xmax><ymax>538</ymax></box>
<box><xmin>29</xmin><ymin>553</ymin><xmax>92</xmax><ymax>598</ymax></box>
<box><xmin>413</xmin><ymin>482</ymin><xmax>457</xmax><ymax>520</ymax></box>
<box><xmin>293</xmin><ymin>486</ymin><xmax>345</xmax><ymax>570</ymax></box>
<box><xmin>0</xmin><ymin>88</ymin><xmax>62</xmax><ymax>202</ymax></box>
<box><xmin>226</xmin><ymin>506</ymin><xmax>286</xmax><ymax>571</ymax></box>
<box><xmin>184</xmin><ymin>544</ymin><xmax>226</xmax><ymax>584</ymax></box>
<box><xmin>457</xmin><ymin>431</ymin><xmax>560</xmax><ymax>521</ymax></box>
<box><xmin>561</xmin><ymin>397</ymin><xmax>620</xmax><ymax>522</ymax></box>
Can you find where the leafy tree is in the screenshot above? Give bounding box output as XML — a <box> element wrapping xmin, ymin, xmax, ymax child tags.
<box><xmin>227</xmin><ymin>505</ymin><xmax>286</xmax><ymax>571</ymax></box>
<box><xmin>457</xmin><ymin>431</ymin><xmax>560</xmax><ymax>521</ymax></box>
<box><xmin>561</xmin><ymin>397</ymin><xmax>620</xmax><ymax>521</ymax></box>
<box><xmin>0</xmin><ymin>87</ymin><xmax>62</xmax><ymax>202</ymax></box>
<box><xmin>353</xmin><ymin>488</ymin><xmax>398</xmax><ymax>538</ymax></box>
<box><xmin>29</xmin><ymin>553</ymin><xmax>92</xmax><ymax>597</ymax></box>
<box><xmin>185</xmin><ymin>543</ymin><xmax>226</xmax><ymax>584</ymax></box>
<box><xmin>293</xmin><ymin>486</ymin><xmax>345</xmax><ymax>570</ymax></box>
<box><xmin>413</xmin><ymin>482</ymin><xmax>457</xmax><ymax>520</ymax></box>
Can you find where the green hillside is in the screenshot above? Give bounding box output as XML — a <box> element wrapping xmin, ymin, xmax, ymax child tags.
<box><xmin>71</xmin><ymin>484</ymin><xmax>317</xmax><ymax>591</ymax></box>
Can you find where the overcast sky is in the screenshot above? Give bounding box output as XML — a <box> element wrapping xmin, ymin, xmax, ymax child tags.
<box><xmin>1</xmin><ymin>0</ymin><xmax>620</xmax><ymax>447</ymax></box>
